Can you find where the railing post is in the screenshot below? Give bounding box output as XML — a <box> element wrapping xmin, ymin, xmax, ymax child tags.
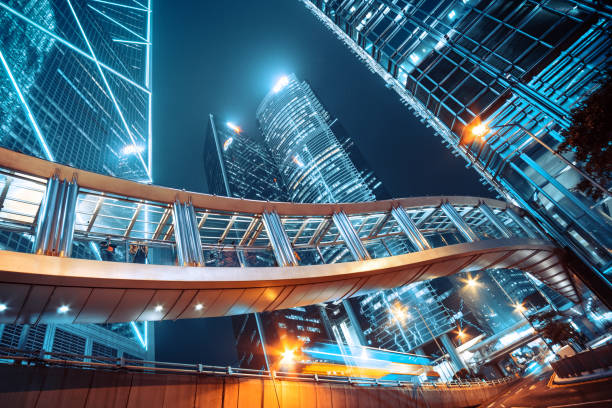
<box><xmin>33</xmin><ymin>175</ymin><xmax>78</xmax><ymax>257</ymax></box>
<box><xmin>478</xmin><ymin>203</ymin><xmax>513</xmax><ymax>238</ymax></box>
<box><xmin>172</xmin><ymin>200</ymin><xmax>203</xmax><ymax>266</ymax></box>
<box><xmin>391</xmin><ymin>206</ymin><xmax>431</xmax><ymax>251</ymax></box>
<box><xmin>332</xmin><ymin>211</ymin><xmax>370</xmax><ymax>261</ymax></box>
<box><xmin>262</xmin><ymin>211</ymin><xmax>297</xmax><ymax>266</ymax></box>
<box><xmin>440</xmin><ymin>202</ymin><xmax>479</xmax><ymax>242</ymax></box>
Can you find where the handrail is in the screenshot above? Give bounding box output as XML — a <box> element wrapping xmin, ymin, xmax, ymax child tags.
<box><xmin>0</xmin><ymin>346</ymin><xmax>515</xmax><ymax>388</ymax></box>
<box><xmin>0</xmin><ymin>147</ymin><xmax>514</xmax><ymax>216</ymax></box>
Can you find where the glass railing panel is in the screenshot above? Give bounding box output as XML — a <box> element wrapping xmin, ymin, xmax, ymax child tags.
<box><xmin>0</xmin><ymin>172</ymin><xmax>46</xmax><ymax>226</ymax></box>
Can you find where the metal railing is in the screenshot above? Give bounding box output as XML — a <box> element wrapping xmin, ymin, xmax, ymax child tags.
<box><xmin>551</xmin><ymin>343</ymin><xmax>612</xmax><ymax>379</ymax></box>
<box><xmin>0</xmin><ymin>346</ymin><xmax>515</xmax><ymax>389</ymax></box>
<box><xmin>0</xmin><ymin>146</ymin><xmax>540</xmax><ymax>271</ymax></box>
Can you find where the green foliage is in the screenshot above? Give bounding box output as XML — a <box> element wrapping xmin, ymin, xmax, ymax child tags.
<box><xmin>558</xmin><ymin>71</ymin><xmax>612</xmax><ymax>200</ymax></box>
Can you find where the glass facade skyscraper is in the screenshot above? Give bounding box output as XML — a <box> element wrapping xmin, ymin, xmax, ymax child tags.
<box><xmin>0</xmin><ymin>0</ymin><xmax>152</xmax><ymax>182</ymax></box>
<box><xmin>0</xmin><ymin>0</ymin><xmax>153</xmax><ymax>361</ymax></box>
<box><xmin>256</xmin><ymin>74</ymin><xmax>380</xmax><ymax>204</ymax></box>
<box><xmin>204</xmin><ymin>114</ymin><xmax>287</xmax><ymax>201</ymax></box>
<box><xmin>300</xmin><ymin>1</ymin><xmax>612</xmax><ymax>284</ymax></box>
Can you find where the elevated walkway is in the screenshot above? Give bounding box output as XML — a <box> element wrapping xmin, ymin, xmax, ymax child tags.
<box><xmin>0</xmin><ymin>148</ymin><xmax>580</xmax><ymax>324</ymax></box>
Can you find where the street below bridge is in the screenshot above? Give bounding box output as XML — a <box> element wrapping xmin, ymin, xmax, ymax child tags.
<box><xmin>481</xmin><ymin>365</ymin><xmax>612</xmax><ymax>408</ymax></box>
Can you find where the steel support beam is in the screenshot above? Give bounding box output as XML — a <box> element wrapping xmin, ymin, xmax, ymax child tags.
<box><xmin>262</xmin><ymin>211</ymin><xmax>297</xmax><ymax>267</ymax></box>
<box><xmin>440</xmin><ymin>203</ymin><xmax>479</xmax><ymax>243</ymax></box>
<box><xmin>33</xmin><ymin>175</ymin><xmax>78</xmax><ymax>257</ymax></box>
<box><xmin>505</xmin><ymin>208</ymin><xmax>540</xmax><ymax>239</ymax></box>
<box><xmin>332</xmin><ymin>211</ymin><xmax>370</xmax><ymax>261</ymax></box>
<box><xmin>172</xmin><ymin>200</ymin><xmax>203</xmax><ymax>266</ymax></box>
<box><xmin>478</xmin><ymin>203</ymin><xmax>513</xmax><ymax>238</ymax></box>
<box><xmin>391</xmin><ymin>206</ymin><xmax>431</xmax><ymax>251</ymax></box>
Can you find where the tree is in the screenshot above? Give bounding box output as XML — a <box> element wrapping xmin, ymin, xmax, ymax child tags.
<box><xmin>558</xmin><ymin>71</ymin><xmax>612</xmax><ymax>200</ymax></box>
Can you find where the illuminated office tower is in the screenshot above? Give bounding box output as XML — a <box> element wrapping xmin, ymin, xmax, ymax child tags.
<box><xmin>300</xmin><ymin>1</ymin><xmax>612</xmax><ymax>289</ymax></box>
<box><xmin>0</xmin><ymin>0</ymin><xmax>152</xmax><ymax>182</ymax></box>
<box><xmin>204</xmin><ymin>114</ymin><xmax>287</xmax><ymax>202</ymax></box>
<box><xmin>256</xmin><ymin>73</ymin><xmax>381</xmax><ymax>204</ymax></box>
<box><xmin>359</xmin><ymin>282</ymin><xmax>467</xmax><ymax>371</ymax></box>
<box><xmin>255</xmin><ymin>73</ymin><xmax>387</xmax><ymax>347</ymax></box>
<box><xmin>0</xmin><ymin>0</ymin><xmax>153</xmax><ymax>361</ymax></box>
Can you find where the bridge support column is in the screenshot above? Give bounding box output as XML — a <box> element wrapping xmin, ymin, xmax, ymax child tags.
<box><xmin>479</xmin><ymin>203</ymin><xmax>513</xmax><ymax>238</ymax></box>
<box><xmin>440</xmin><ymin>333</ymin><xmax>468</xmax><ymax>373</ymax></box>
<box><xmin>172</xmin><ymin>200</ymin><xmax>203</xmax><ymax>266</ymax></box>
<box><xmin>332</xmin><ymin>211</ymin><xmax>370</xmax><ymax>261</ymax></box>
<box><xmin>332</xmin><ymin>211</ymin><xmax>370</xmax><ymax>346</ymax></box>
<box><xmin>262</xmin><ymin>211</ymin><xmax>297</xmax><ymax>266</ymax></box>
<box><xmin>440</xmin><ymin>202</ymin><xmax>479</xmax><ymax>242</ymax></box>
<box><xmin>391</xmin><ymin>206</ymin><xmax>431</xmax><ymax>251</ymax></box>
<box><xmin>33</xmin><ymin>175</ymin><xmax>78</xmax><ymax>257</ymax></box>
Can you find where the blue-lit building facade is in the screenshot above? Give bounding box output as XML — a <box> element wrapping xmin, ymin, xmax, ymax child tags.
<box><xmin>0</xmin><ymin>0</ymin><xmax>153</xmax><ymax>361</ymax></box>
<box><xmin>300</xmin><ymin>1</ymin><xmax>612</xmax><ymax>293</ymax></box>
<box><xmin>256</xmin><ymin>74</ymin><xmax>381</xmax><ymax>204</ymax></box>
<box><xmin>204</xmin><ymin>114</ymin><xmax>287</xmax><ymax>202</ymax></box>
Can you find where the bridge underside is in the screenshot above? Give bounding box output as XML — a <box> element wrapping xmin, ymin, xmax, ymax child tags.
<box><xmin>0</xmin><ymin>237</ymin><xmax>577</xmax><ymax>325</ymax></box>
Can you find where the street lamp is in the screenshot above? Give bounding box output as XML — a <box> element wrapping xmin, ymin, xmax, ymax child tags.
<box><xmin>468</xmin><ymin>122</ymin><xmax>610</xmax><ymax>197</ymax></box>
<box><xmin>465</xmin><ymin>275</ymin><xmax>479</xmax><ymax>289</ymax></box>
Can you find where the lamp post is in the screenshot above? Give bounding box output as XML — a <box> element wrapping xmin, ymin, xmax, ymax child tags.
<box><xmin>469</xmin><ymin>122</ymin><xmax>610</xmax><ymax>198</ymax></box>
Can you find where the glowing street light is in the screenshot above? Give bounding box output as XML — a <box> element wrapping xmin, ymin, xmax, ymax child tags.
<box><xmin>471</xmin><ymin>123</ymin><xmax>489</xmax><ymax>138</ymax></box>
<box><xmin>514</xmin><ymin>302</ymin><xmax>527</xmax><ymax>313</ymax></box>
<box><xmin>389</xmin><ymin>305</ymin><xmax>410</xmax><ymax>323</ymax></box>
<box><xmin>57</xmin><ymin>305</ymin><xmax>70</xmax><ymax>314</ymax></box>
<box><xmin>280</xmin><ymin>349</ymin><xmax>295</xmax><ymax>365</ymax></box>
<box><xmin>465</xmin><ymin>276</ymin><xmax>479</xmax><ymax>289</ymax></box>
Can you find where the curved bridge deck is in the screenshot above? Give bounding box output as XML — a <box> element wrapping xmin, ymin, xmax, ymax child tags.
<box><xmin>0</xmin><ymin>148</ymin><xmax>578</xmax><ymax>324</ymax></box>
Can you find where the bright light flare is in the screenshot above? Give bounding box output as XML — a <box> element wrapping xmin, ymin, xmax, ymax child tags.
<box><xmin>514</xmin><ymin>302</ymin><xmax>526</xmax><ymax>313</ymax></box>
<box><xmin>465</xmin><ymin>276</ymin><xmax>479</xmax><ymax>289</ymax></box>
<box><xmin>226</xmin><ymin>122</ymin><xmax>241</xmax><ymax>133</ymax></box>
<box><xmin>154</xmin><ymin>305</ymin><xmax>163</xmax><ymax>312</ymax></box>
<box><xmin>471</xmin><ymin>123</ymin><xmax>489</xmax><ymax>137</ymax></box>
<box><xmin>122</xmin><ymin>144</ymin><xmax>145</xmax><ymax>155</ymax></box>
<box><xmin>223</xmin><ymin>137</ymin><xmax>234</xmax><ymax>151</ymax></box>
<box><xmin>280</xmin><ymin>349</ymin><xmax>295</xmax><ymax>365</ymax></box>
<box><xmin>389</xmin><ymin>305</ymin><xmax>410</xmax><ymax>323</ymax></box>
<box><xmin>272</xmin><ymin>76</ymin><xmax>289</xmax><ymax>93</ymax></box>
<box><xmin>457</xmin><ymin>328</ymin><xmax>466</xmax><ymax>339</ymax></box>
<box><xmin>0</xmin><ymin>303</ymin><xmax>7</xmax><ymax>312</ymax></box>
<box><xmin>57</xmin><ymin>305</ymin><xmax>70</xmax><ymax>314</ymax></box>
<box><xmin>195</xmin><ymin>303</ymin><xmax>203</xmax><ymax>311</ymax></box>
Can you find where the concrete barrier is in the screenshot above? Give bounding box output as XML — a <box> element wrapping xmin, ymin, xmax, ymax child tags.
<box><xmin>0</xmin><ymin>364</ymin><xmax>515</xmax><ymax>408</ymax></box>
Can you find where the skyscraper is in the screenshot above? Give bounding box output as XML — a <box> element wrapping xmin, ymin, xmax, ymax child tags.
<box><xmin>256</xmin><ymin>74</ymin><xmax>381</xmax><ymax>203</ymax></box>
<box><xmin>0</xmin><ymin>0</ymin><xmax>152</xmax><ymax>182</ymax></box>
<box><xmin>300</xmin><ymin>1</ymin><xmax>612</xmax><ymax>285</ymax></box>
<box><xmin>204</xmin><ymin>114</ymin><xmax>287</xmax><ymax>201</ymax></box>
<box><xmin>0</xmin><ymin>0</ymin><xmax>153</xmax><ymax>361</ymax></box>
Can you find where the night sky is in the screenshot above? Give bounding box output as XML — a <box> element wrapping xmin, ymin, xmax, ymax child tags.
<box><xmin>152</xmin><ymin>0</ymin><xmax>493</xmax><ymax>364</ymax></box>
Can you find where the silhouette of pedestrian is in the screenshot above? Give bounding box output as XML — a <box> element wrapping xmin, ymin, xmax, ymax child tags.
<box><xmin>100</xmin><ymin>235</ymin><xmax>117</xmax><ymax>261</ymax></box>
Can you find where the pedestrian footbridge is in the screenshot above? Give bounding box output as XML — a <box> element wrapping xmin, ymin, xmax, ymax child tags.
<box><xmin>0</xmin><ymin>148</ymin><xmax>578</xmax><ymax>325</ymax></box>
